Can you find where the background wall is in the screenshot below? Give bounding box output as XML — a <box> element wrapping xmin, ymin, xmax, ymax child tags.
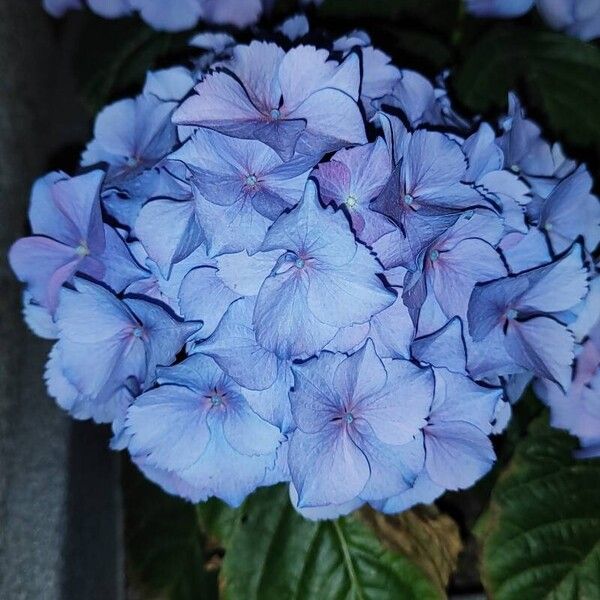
<box><xmin>0</xmin><ymin>3</ymin><xmax>122</xmax><ymax>598</ymax></box>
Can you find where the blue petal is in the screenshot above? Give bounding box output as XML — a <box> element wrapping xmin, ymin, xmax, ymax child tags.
<box><xmin>289</xmin><ymin>423</ymin><xmax>370</xmax><ymax>507</ymax></box>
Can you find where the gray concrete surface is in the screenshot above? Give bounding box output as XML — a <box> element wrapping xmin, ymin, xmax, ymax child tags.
<box><xmin>0</xmin><ymin>3</ymin><xmax>123</xmax><ymax>598</ymax></box>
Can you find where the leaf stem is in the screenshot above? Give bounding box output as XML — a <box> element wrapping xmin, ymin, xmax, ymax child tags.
<box><xmin>332</xmin><ymin>519</ymin><xmax>365</xmax><ymax>600</ymax></box>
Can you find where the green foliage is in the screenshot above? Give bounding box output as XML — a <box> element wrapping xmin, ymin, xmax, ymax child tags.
<box><xmin>478</xmin><ymin>416</ymin><xmax>600</xmax><ymax>600</ymax></box>
<box><xmin>72</xmin><ymin>15</ymin><xmax>181</xmax><ymax>113</ymax></box>
<box><xmin>123</xmin><ymin>460</ymin><xmax>218</xmax><ymax>600</ymax></box>
<box><xmin>198</xmin><ymin>484</ymin><xmax>443</xmax><ymax>600</ymax></box>
<box><xmin>453</xmin><ymin>26</ymin><xmax>600</xmax><ymax>151</ymax></box>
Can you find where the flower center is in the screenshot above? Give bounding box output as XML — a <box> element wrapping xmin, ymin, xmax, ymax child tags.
<box><xmin>270</xmin><ymin>108</ymin><xmax>281</xmax><ymax>120</ymax></box>
<box><xmin>509</xmin><ymin>164</ymin><xmax>520</xmax><ymax>174</ymax></box>
<box><xmin>430</xmin><ymin>249</ymin><xmax>440</xmax><ymax>262</ymax></box>
<box><xmin>345</xmin><ymin>194</ymin><xmax>358</xmax><ymax>209</ymax></box>
<box><xmin>403</xmin><ymin>193</ymin><xmax>414</xmax><ymax>206</ymax></box>
<box><xmin>132</xmin><ymin>326</ymin><xmax>144</xmax><ymax>338</ymax></box>
<box><xmin>75</xmin><ymin>240</ymin><xmax>89</xmax><ymax>257</ymax></box>
<box><xmin>506</xmin><ymin>308</ymin><xmax>518</xmax><ymax>320</ymax></box>
<box><xmin>295</xmin><ymin>257</ymin><xmax>305</xmax><ymax>269</ymax></box>
<box><xmin>126</xmin><ymin>156</ymin><xmax>139</xmax><ymax>168</ymax></box>
<box><xmin>245</xmin><ymin>174</ymin><xmax>258</xmax><ymax>187</ymax></box>
<box><xmin>344</xmin><ymin>412</ymin><xmax>354</xmax><ymax>424</ymax></box>
<box><xmin>544</xmin><ymin>222</ymin><xmax>554</xmax><ymax>232</ymax></box>
<box><xmin>210</xmin><ymin>394</ymin><xmax>222</xmax><ymax>407</ymax></box>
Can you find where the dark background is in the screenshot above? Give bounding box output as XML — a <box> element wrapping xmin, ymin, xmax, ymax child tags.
<box><xmin>0</xmin><ymin>3</ymin><xmax>122</xmax><ymax>598</ymax></box>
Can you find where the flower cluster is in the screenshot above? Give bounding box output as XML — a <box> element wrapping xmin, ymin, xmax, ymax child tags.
<box><xmin>467</xmin><ymin>0</ymin><xmax>600</xmax><ymax>41</ymax></box>
<box><xmin>10</xmin><ymin>25</ymin><xmax>599</xmax><ymax>516</ymax></box>
<box><xmin>43</xmin><ymin>0</ymin><xmax>322</xmax><ymax>30</ymax></box>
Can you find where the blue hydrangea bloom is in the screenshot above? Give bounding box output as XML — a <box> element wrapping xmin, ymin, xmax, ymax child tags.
<box><xmin>82</xmin><ymin>94</ymin><xmax>178</xmax><ymax>184</ymax></box>
<box><xmin>43</xmin><ymin>0</ymin><xmax>263</xmax><ymax>30</ymax></box>
<box><xmin>46</xmin><ymin>277</ymin><xmax>200</xmax><ymax>423</ymax></box>
<box><xmin>468</xmin><ymin>246</ymin><xmax>589</xmax><ymax>386</ymax></box>
<box><xmin>43</xmin><ymin>0</ymin><xmax>82</xmax><ymax>17</ymax></box>
<box><xmin>126</xmin><ymin>353</ymin><xmax>283</xmax><ymax>505</ymax></box>
<box><xmin>10</xmin><ymin>171</ymin><xmax>108</xmax><ymax>312</ymax></box>
<box><xmin>11</xmin><ymin>29</ymin><xmax>600</xmax><ymax>515</ymax></box>
<box><xmin>288</xmin><ymin>340</ymin><xmax>431</xmax><ymax>507</ymax></box>
<box><xmin>537</xmin><ymin>0</ymin><xmax>600</xmax><ymax>41</ymax></box>
<box><xmin>468</xmin><ymin>0</ymin><xmax>600</xmax><ymax>40</ymax></box>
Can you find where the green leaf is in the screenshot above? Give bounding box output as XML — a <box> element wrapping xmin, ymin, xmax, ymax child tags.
<box><xmin>123</xmin><ymin>459</ymin><xmax>218</xmax><ymax>600</ymax></box>
<box><xmin>201</xmin><ymin>484</ymin><xmax>442</xmax><ymax>600</ymax></box>
<box><xmin>453</xmin><ymin>26</ymin><xmax>600</xmax><ymax>149</ymax></box>
<box><xmin>72</xmin><ymin>15</ymin><xmax>177</xmax><ymax>113</ymax></box>
<box><xmin>478</xmin><ymin>416</ymin><xmax>600</xmax><ymax>600</ymax></box>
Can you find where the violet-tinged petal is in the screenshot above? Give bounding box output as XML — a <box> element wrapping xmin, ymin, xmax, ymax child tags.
<box><xmin>136</xmin><ymin>197</ymin><xmax>204</xmax><ymax>276</ymax></box>
<box><xmin>22</xmin><ymin>291</ymin><xmax>58</xmax><ymax>340</ymax></box>
<box><xmin>463</xmin><ymin>123</ymin><xmax>504</xmax><ymax>182</ymax></box>
<box><xmin>333</xmin><ymin>339</ymin><xmax>387</xmax><ymax>404</ymax></box>
<box><xmin>412</xmin><ymin>317</ymin><xmax>468</xmax><ymax>375</ymax></box>
<box><xmin>374</xmin><ymin>471</ymin><xmax>444</xmax><ymax>514</ymax></box>
<box><xmin>505</xmin><ymin>317</ymin><xmax>574</xmax><ymax>388</ymax></box>
<box><xmin>353</xmin><ymin>424</ymin><xmax>425</xmax><ymax>501</ymax></box>
<box><xmin>539</xmin><ymin>165</ymin><xmax>600</xmax><ymax>254</ymax></box>
<box><xmin>516</xmin><ymin>245</ymin><xmax>588</xmax><ymax>314</ymax></box>
<box><xmin>194</xmin><ymin>189</ymin><xmax>272</xmax><ymax>256</ymax></box>
<box><xmin>425</xmin><ymin>421</ymin><xmax>496</xmax><ymax>490</ymax></box>
<box><xmin>244</xmin><ymin>366</ymin><xmax>295</xmax><ymax>434</ymax></box>
<box><xmin>537</xmin><ymin>0</ymin><xmax>600</xmax><ymax>41</ymax></box>
<box><xmin>30</xmin><ymin>170</ymin><xmax>105</xmax><ymax>249</ymax></box>
<box><xmin>306</xmin><ymin>247</ymin><xmax>396</xmax><ymax>328</ymax></box>
<box><xmin>222</xmin><ymin>392</ymin><xmax>284</xmax><ymax>456</ymax></box>
<box><xmin>289</xmin><ymin>424</ymin><xmax>370</xmax><ymax>507</ymax></box>
<box><xmin>127</xmin><ymin>384</ymin><xmax>213</xmax><ymax>471</ymax></box>
<box><xmin>276</xmin><ymin>15</ymin><xmax>310</xmax><ymax>41</ymax></box>
<box><xmin>200</xmin><ymin>0</ymin><xmax>262</xmax><ymax>28</ymax></box>
<box><xmin>173</xmin><ymin>71</ymin><xmax>264</xmax><ymax>127</ymax></box>
<box><xmin>429</xmin><ymin>238</ymin><xmax>507</xmax><ymax>319</ymax></box>
<box><xmin>177</xmin><ymin>419</ymin><xmax>278</xmax><ymax>507</ymax></box>
<box><xmin>43</xmin><ymin>0</ymin><xmax>82</xmax><ymax>17</ymax></box>
<box><xmin>9</xmin><ymin>237</ymin><xmax>84</xmax><ymax>312</ymax></box>
<box><xmin>197</xmin><ymin>297</ymin><xmax>280</xmax><ymax>390</ymax></box>
<box><xmin>356</xmin><ymin>357</ymin><xmax>432</xmax><ymax>446</ymax></box>
<box><xmin>144</xmin><ymin>66</ymin><xmax>195</xmax><ymax>102</ymax></box>
<box><xmin>179</xmin><ymin>266</ymin><xmax>241</xmax><ymax>338</ymax></box>
<box><xmin>88</xmin><ymin>0</ymin><xmax>131</xmax><ymax>18</ymax></box>
<box><xmin>289</xmin><ymin>484</ymin><xmax>364</xmax><ymax>520</ymax></box>
<box><xmin>215</xmin><ymin>250</ymin><xmax>280</xmax><ymax>296</ymax></box>
<box><xmin>124</xmin><ymin>297</ymin><xmax>201</xmax><ymax>380</ymax></box>
<box><xmin>368</xmin><ymin>292</ymin><xmax>414</xmax><ymax>359</ymax></box>
<box><xmin>129</xmin><ymin>0</ymin><xmax>202</xmax><ymax>31</ymax></box>
<box><xmin>290</xmin><ymin>352</ymin><xmax>347</xmax><ymax>433</ymax></box>
<box><xmin>253</xmin><ymin>262</ymin><xmax>338</xmax><ymax>359</ymax></box>
<box><xmin>499</xmin><ymin>229</ymin><xmax>552</xmax><ymax>273</ymax></box>
<box><xmin>430</xmin><ymin>368</ymin><xmax>500</xmax><ymax>433</ymax></box>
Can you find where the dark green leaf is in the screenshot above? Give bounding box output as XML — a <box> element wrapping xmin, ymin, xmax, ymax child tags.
<box><xmin>478</xmin><ymin>416</ymin><xmax>600</xmax><ymax>600</ymax></box>
<box><xmin>123</xmin><ymin>459</ymin><xmax>218</xmax><ymax>600</ymax></box>
<box><xmin>72</xmin><ymin>15</ymin><xmax>175</xmax><ymax>113</ymax></box>
<box><xmin>202</xmin><ymin>484</ymin><xmax>442</xmax><ymax>600</ymax></box>
<box><xmin>453</xmin><ymin>26</ymin><xmax>600</xmax><ymax>149</ymax></box>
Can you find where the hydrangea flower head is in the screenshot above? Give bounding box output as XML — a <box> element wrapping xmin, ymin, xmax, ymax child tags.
<box><xmin>11</xmin><ymin>28</ymin><xmax>600</xmax><ymax>517</ymax></box>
